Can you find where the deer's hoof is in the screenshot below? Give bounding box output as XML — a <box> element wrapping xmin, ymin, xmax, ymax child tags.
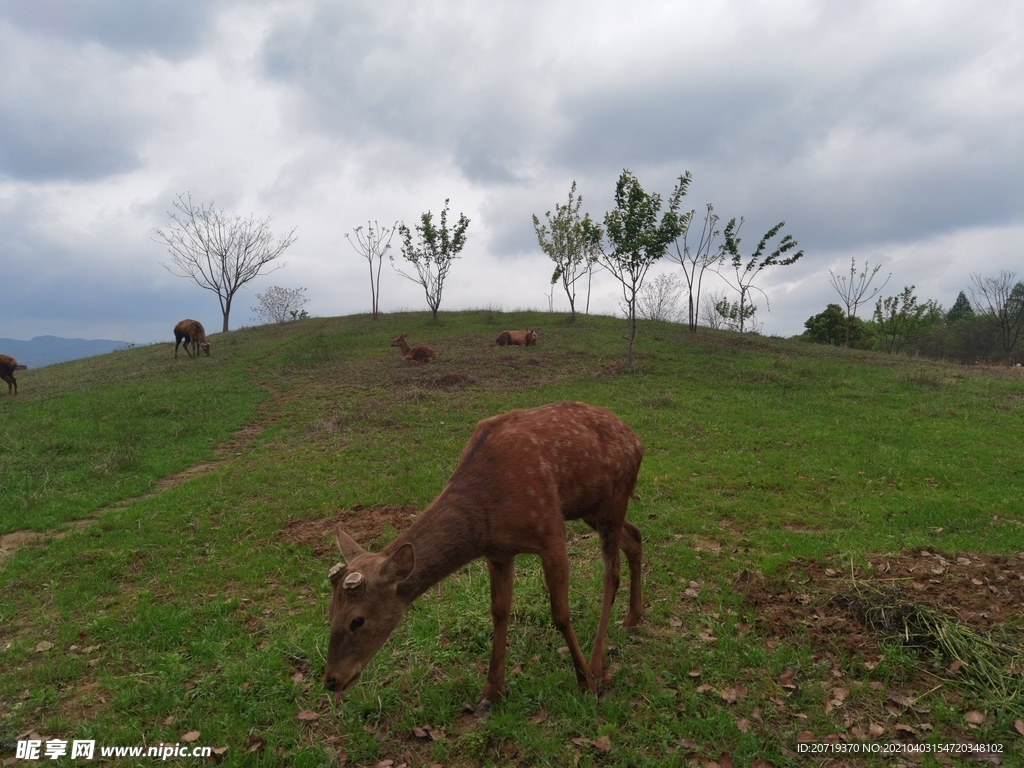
<box><xmin>474</xmin><ymin>699</ymin><xmax>493</xmax><ymax>720</ymax></box>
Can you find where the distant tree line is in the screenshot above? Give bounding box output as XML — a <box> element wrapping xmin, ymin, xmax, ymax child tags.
<box><xmin>801</xmin><ymin>267</ymin><xmax>1024</xmax><ymax>364</ymax></box>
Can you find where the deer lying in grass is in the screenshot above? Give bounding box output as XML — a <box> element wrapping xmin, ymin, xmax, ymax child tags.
<box><xmin>390</xmin><ymin>334</ymin><xmax>436</xmax><ymax>363</ymax></box>
<box><xmin>494</xmin><ymin>328</ymin><xmax>537</xmax><ymax>347</ymax></box>
<box><xmin>173</xmin><ymin>319</ymin><xmax>211</xmax><ymax>358</ymax></box>
<box><xmin>0</xmin><ymin>355</ymin><xmax>27</xmax><ymax>395</ymax></box>
<box><xmin>324</xmin><ymin>401</ymin><xmax>644</xmax><ymax>708</ymax></box>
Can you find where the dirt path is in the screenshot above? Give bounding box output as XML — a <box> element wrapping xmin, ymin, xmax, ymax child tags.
<box><xmin>0</xmin><ymin>383</ymin><xmax>287</xmax><ymax>562</ymax></box>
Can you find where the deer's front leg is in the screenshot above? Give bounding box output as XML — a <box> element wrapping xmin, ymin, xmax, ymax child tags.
<box><xmin>479</xmin><ymin>555</ymin><xmax>515</xmax><ymax>705</ymax></box>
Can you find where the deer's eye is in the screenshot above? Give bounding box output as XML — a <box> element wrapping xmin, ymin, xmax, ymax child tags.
<box><xmin>350</xmin><ymin>617</ymin><xmax>365</xmax><ymax>631</ymax></box>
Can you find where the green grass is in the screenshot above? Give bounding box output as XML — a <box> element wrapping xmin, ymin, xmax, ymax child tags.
<box><xmin>1</xmin><ymin>311</ymin><xmax>1022</xmax><ymax>767</ymax></box>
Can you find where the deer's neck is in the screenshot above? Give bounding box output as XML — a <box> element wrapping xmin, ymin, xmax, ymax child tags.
<box><xmin>396</xmin><ymin>340</ymin><xmax>411</xmax><ymax>354</ymax></box>
<box><xmin>386</xmin><ymin>493</ymin><xmax>482</xmax><ymax>603</ymax></box>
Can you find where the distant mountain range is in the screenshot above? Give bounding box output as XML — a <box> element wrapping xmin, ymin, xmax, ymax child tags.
<box><xmin>0</xmin><ymin>336</ymin><xmax>134</xmax><ymax>369</ymax></box>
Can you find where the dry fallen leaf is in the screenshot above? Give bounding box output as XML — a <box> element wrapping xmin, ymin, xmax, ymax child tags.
<box><xmin>779</xmin><ymin>670</ymin><xmax>797</xmax><ymax>689</ymax></box>
<box><xmin>751</xmin><ymin>760</ymin><xmax>775</xmax><ymax>768</ymax></box>
<box><xmin>35</xmin><ymin>641</ymin><xmax>53</xmax><ymax>653</ymax></box>
<box><xmin>965</xmin><ymin>710</ymin><xmax>985</xmax><ymax>726</ymax></box>
<box><xmin>290</xmin><ymin>672</ymin><xmax>304</xmax><ymax>683</ymax></box>
<box><xmin>181</xmin><ymin>731</ymin><xmax>200</xmax><ymax>743</ymax></box>
<box><xmin>1014</xmin><ymin>719</ymin><xmax>1024</xmax><ymax>736</ymax></box>
<box><xmin>670</xmin><ymin>617</ymin><xmax>683</xmax><ymax>628</ymax></box>
<box><xmin>592</xmin><ymin>736</ymin><xmax>611</xmax><ymax>752</ymax></box>
<box><xmin>795</xmin><ymin>731</ymin><xmax>814</xmax><ymax>743</ymax></box>
<box><xmin>735</xmin><ymin>718</ymin><xmax>750</xmax><ymax>734</ymax></box>
<box><xmin>868</xmin><ymin>723</ymin><xmax>884</xmax><ymax>738</ymax></box>
<box><xmin>530</xmin><ymin>710</ymin><xmax>547</xmax><ymax>724</ymax></box>
<box><xmin>720</xmin><ymin>686</ymin><xmax>747</xmax><ymax>703</ymax></box>
<box><xmin>296</xmin><ymin>710</ymin><xmax>319</xmax><ymax>721</ymax></box>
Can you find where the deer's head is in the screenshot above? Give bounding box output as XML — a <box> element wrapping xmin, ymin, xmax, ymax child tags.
<box><xmin>390</xmin><ymin>335</ymin><xmax>407</xmax><ymax>348</ymax></box>
<box><xmin>200</xmin><ymin>342</ymin><xmax>211</xmax><ymax>356</ymax></box>
<box><xmin>324</xmin><ymin>527</ymin><xmax>415</xmax><ymax>700</ymax></box>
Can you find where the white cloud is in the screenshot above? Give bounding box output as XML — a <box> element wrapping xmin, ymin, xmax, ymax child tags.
<box><xmin>0</xmin><ymin>0</ymin><xmax>1020</xmax><ymax>343</ymax></box>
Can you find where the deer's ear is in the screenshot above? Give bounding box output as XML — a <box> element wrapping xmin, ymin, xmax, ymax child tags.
<box><xmin>384</xmin><ymin>543</ymin><xmax>415</xmax><ymax>583</ymax></box>
<box><xmin>335</xmin><ymin>526</ymin><xmax>365</xmax><ymax>563</ymax></box>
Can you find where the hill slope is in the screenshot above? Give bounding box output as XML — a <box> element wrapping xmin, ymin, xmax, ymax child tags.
<box><xmin>1</xmin><ymin>311</ymin><xmax>1022</xmax><ymax>765</ymax></box>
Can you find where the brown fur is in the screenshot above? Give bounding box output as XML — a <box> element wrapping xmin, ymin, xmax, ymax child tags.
<box><xmin>494</xmin><ymin>328</ymin><xmax>537</xmax><ymax>347</ymax></box>
<box><xmin>390</xmin><ymin>334</ymin><xmax>436</xmax><ymax>363</ymax></box>
<box><xmin>173</xmin><ymin>319</ymin><xmax>211</xmax><ymax>358</ymax></box>
<box><xmin>324</xmin><ymin>402</ymin><xmax>644</xmax><ymax>707</ymax></box>
<box><xmin>0</xmin><ymin>354</ymin><xmax>27</xmax><ymax>395</ymax></box>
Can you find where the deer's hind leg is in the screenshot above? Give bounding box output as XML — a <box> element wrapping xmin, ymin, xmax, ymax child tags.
<box><xmin>480</xmin><ymin>554</ymin><xmax>515</xmax><ymax>705</ymax></box>
<box><xmin>620</xmin><ymin>520</ymin><xmax>643</xmax><ymax>626</ymax></box>
<box><xmin>586</xmin><ymin>510</ymin><xmax>624</xmax><ymax>686</ymax></box>
<box><xmin>539</xmin><ymin>543</ymin><xmax>593</xmax><ymax>693</ymax></box>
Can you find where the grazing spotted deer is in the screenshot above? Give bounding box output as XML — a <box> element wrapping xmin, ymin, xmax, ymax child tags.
<box><xmin>173</xmin><ymin>319</ymin><xmax>211</xmax><ymax>358</ymax></box>
<box><xmin>390</xmin><ymin>334</ymin><xmax>436</xmax><ymax>363</ymax></box>
<box><xmin>494</xmin><ymin>328</ymin><xmax>537</xmax><ymax>347</ymax></box>
<box><xmin>0</xmin><ymin>355</ymin><xmax>27</xmax><ymax>395</ymax></box>
<box><xmin>324</xmin><ymin>401</ymin><xmax>644</xmax><ymax>708</ymax></box>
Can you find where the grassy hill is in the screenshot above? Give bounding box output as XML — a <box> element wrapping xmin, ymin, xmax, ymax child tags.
<box><xmin>2</xmin><ymin>311</ymin><xmax>1022</xmax><ymax>766</ymax></box>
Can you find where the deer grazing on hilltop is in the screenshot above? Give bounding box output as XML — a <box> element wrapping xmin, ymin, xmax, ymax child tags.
<box><xmin>173</xmin><ymin>319</ymin><xmax>211</xmax><ymax>358</ymax></box>
<box><xmin>0</xmin><ymin>355</ymin><xmax>27</xmax><ymax>395</ymax></box>
<box><xmin>390</xmin><ymin>334</ymin><xmax>436</xmax><ymax>363</ymax></box>
<box><xmin>324</xmin><ymin>401</ymin><xmax>644</xmax><ymax>709</ymax></box>
<box><xmin>494</xmin><ymin>328</ymin><xmax>537</xmax><ymax>347</ymax></box>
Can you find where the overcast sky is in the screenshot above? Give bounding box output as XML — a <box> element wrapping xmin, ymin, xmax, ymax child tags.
<box><xmin>1</xmin><ymin>0</ymin><xmax>1021</xmax><ymax>344</ymax></box>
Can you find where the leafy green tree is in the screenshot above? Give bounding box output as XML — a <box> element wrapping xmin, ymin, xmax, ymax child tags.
<box><xmin>393</xmin><ymin>200</ymin><xmax>470</xmax><ymax>320</ymax></box>
<box><xmin>532</xmin><ymin>181</ymin><xmax>603</xmax><ymax>320</ymax></box>
<box><xmin>803</xmin><ymin>304</ymin><xmax>847</xmax><ymax>345</ymax></box>
<box><xmin>946</xmin><ymin>291</ymin><xmax>975</xmax><ymax>324</ymax></box>
<box><xmin>720</xmin><ymin>218</ymin><xmax>803</xmax><ymax>334</ymax></box>
<box><xmin>601</xmin><ymin>170</ymin><xmax>691</xmax><ymax>366</ymax></box>
<box><xmin>873</xmin><ymin>286</ymin><xmax>943</xmax><ymax>353</ymax></box>
<box><xmin>713</xmin><ymin>297</ymin><xmax>758</xmax><ymax>333</ymax></box>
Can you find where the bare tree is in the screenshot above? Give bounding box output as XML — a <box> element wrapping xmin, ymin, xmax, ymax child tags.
<box><xmin>829</xmin><ymin>257</ymin><xmax>890</xmax><ymax>347</ymax></box>
<box><xmin>636</xmin><ymin>272</ymin><xmax>683</xmax><ymax>322</ymax></box>
<box><xmin>532</xmin><ymin>181</ymin><xmax>603</xmax><ymax>320</ymax></box>
<box><xmin>393</xmin><ymin>200</ymin><xmax>470</xmax><ymax>321</ymax></box>
<box><xmin>251</xmin><ymin>286</ymin><xmax>308</xmax><ymax>324</ymax></box>
<box><xmin>345</xmin><ymin>221</ymin><xmax>398</xmax><ymax>320</ymax></box>
<box><xmin>601</xmin><ymin>170</ymin><xmax>691</xmax><ymax>367</ymax></box>
<box><xmin>968</xmin><ymin>270</ymin><xmax>1024</xmax><ymax>362</ymax></box>
<box><xmin>154</xmin><ymin>193</ymin><xmax>297</xmax><ymax>333</ymax></box>
<box><xmin>719</xmin><ymin>218</ymin><xmax>803</xmax><ymax>334</ymax></box>
<box><xmin>700</xmin><ymin>288</ymin><xmax>731</xmax><ymax>330</ymax></box>
<box><xmin>668</xmin><ymin>203</ymin><xmax>723</xmax><ymax>332</ymax></box>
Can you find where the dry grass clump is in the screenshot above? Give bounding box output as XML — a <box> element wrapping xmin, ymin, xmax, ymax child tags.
<box><xmin>833</xmin><ymin>582</ymin><xmax>1024</xmax><ymax>707</ymax></box>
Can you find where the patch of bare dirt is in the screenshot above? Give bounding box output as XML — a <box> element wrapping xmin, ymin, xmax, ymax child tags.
<box><xmin>281</xmin><ymin>505</ymin><xmax>419</xmax><ymax>556</ymax></box>
<box><xmin>0</xmin><ymin>520</ymin><xmax>95</xmax><ymax>562</ymax></box>
<box><xmin>741</xmin><ymin>549</ymin><xmax>1024</xmax><ymax>659</ymax></box>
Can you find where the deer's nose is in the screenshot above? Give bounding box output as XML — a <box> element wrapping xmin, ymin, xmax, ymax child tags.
<box><xmin>324</xmin><ymin>674</ymin><xmax>337</xmax><ymax>691</ymax></box>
